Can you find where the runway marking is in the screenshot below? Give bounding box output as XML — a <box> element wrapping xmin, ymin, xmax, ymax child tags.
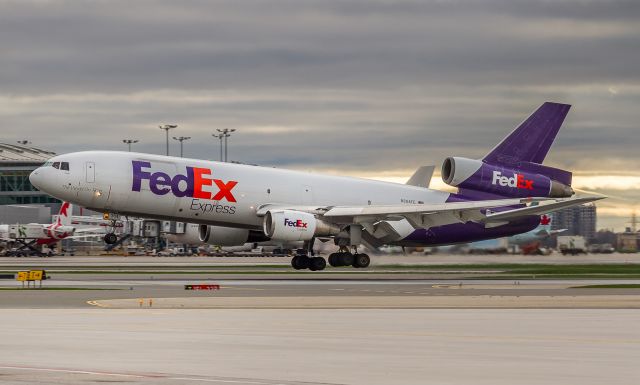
<box><xmin>0</xmin><ymin>365</ymin><xmax>163</xmax><ymax>378</ymax></box>
<box><xmin>0</xmin><ymin>364</ymin><xmax>326</xmax><ymax>385</ymax></box>
<box><xmin>86</xmin><ymin>300</ymin><xmax>109</xmax><ymax>308</ymax></box>
<box><xmin>170</xmin><ymin>377</ymin><xmax>288</xmax><ymax>384</ymax></box>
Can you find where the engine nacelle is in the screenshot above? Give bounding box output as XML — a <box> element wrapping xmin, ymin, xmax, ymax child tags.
<box><xmin>166</xmin><ymin>223</ymin><xmax>201</xmax><ymax>245</ymax></box>
<box><xmin>198</xmin><ymin>225</ymin><xmax>250</xmax><ymax>246</ymax></box>
<box><xmin>442</xmin><ymin>157</ymin><xmax>573</xmax><ymax>198</ymax></box>
<box><xmin>263</xmin><ymin>210</ymin><xmax>341</xmax><ymax>242</ymax></box>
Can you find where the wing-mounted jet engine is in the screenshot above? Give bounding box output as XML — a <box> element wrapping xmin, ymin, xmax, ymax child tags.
<box><xmin>263</xmin><ymin>210</ymin><xmax>341</xmax><ymax>241</ymax></box>
<box><xmin>198</xmin><ymin>225</ymin><xmax>269</xmax><ymax>246</ymax></box>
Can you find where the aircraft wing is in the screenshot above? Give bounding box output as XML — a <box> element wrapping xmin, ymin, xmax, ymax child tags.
<box><xmin>322</xmin><ymin>196</ymin><xmax>603</xmax><ymax>230</ymax></box>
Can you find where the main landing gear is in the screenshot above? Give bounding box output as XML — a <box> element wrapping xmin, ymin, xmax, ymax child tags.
<box><xmin>290</xmin><ymin>238</ymin><xmax>328</xmax><ymax>271</ymax></box>
<box><xmin>291</xmin><ymin>254</ymin><xmax>327</xmax><ymax>271</ymax></box>
<box><xmin>328</xmin><ymin>251</ymin><xmax>370</xmax><ymax>268</ymax></box>
<box><xmin>289</xmin><ymin>233</ymin><xmax>371</xmax><ymax>271</ymax></box>
<box><xmin>290</xmin><ymin>250</ymin><xmax>370</xmax><ymax>271</ymax></box>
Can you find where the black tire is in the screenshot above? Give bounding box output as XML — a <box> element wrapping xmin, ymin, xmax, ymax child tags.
<box><xmin>340</xmin><ymin>252</ymin><xmax>355</xmax><ymax>266</ymax></box>
<box><xmin>309</xmin><ymin>257</ymin><xmax>326</xmax><ymax>271</ymax></box>
<box><xmin>104</xmin><ymin>233</ymin><xmax>118</xmax><ymax>245</ymax></box>
<box><xmin>328</xmin><ymin>253</ymin><xmax>341</xmax><ymax>267</ymax></box>
<box><xmin>291</xmin><ymin>255</ymin><xmax>302</xmax><ymax>270</ymax></box>
<box><xmin>353</xmin><ymin>253</ymin><xmax>371</xmax><ymax>268</ymax></box>
<box><xmin>298</xmin><ymin>256</ymin><xmax>311</xmax><ymax>270</ymax></box>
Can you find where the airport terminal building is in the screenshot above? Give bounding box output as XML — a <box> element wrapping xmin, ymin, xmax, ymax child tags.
<box><xmin>0</xmin><ymin>143</ymin><xmax>60</xmax><ymax>223</ymax></box>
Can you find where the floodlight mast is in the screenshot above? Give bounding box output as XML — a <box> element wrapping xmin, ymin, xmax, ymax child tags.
<box><xmin>159</xmin><ymin>124</ymin><xmax>177</xmax><ymax>156</ymax></box>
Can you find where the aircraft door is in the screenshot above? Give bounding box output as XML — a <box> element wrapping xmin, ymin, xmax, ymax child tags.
<box><xmin>85</xmin><ymin>162</ymin><xmax>95</xmax><ymax>183</ymax></box>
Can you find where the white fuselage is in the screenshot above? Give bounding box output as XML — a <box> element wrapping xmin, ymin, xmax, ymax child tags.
<box><xmin>30</xmin><ymin>151</ymin><xmax>450</xmax><ymax>230</ymax></box>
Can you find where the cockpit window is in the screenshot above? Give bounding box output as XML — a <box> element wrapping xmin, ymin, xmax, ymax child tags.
<box><xmin>52</xmin><ymin>162</ymin><xmax>60</xmax><ymax>169</ymax></box>
<box><xmin>60</xmin><ymin>162</ymin><xmax>69</xmax><ymax>171</ymax></box>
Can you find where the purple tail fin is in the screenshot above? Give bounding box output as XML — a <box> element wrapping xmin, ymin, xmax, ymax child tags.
<box><xmin>483</xmin><ymin>102</ymin><xmax>571</xmax><ymax>166</ymax></box>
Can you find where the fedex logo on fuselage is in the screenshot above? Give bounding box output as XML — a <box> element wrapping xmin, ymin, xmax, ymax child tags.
<box><xmin>132</xmin><ymin>161</ymin><xmax>238</xmax><ymax>202</ymax></box>
<box><xmin>491</xmin><ymin>170</ymin><xmax>534</xmax><ymax>190</ymax></box>
<box><xmin>284</xmin><ymin>218</ymin><xmax>308</xmax><ymax>228</ymax></box>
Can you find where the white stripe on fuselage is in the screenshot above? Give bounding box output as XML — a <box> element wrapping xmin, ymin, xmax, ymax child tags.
<box><xmin>32</xmin><ymin>151</ymin><xmax>450</xmax><ymax>229</ymax></box>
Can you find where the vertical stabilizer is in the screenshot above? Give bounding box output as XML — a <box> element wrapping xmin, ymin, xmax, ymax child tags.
<box><xmin>483</xmin><ymin>102</ymin><xmax>571</xmax><ymax>166</ymax></box>
<box><xmin>56</xmin><ymin>202</ymin><xmax>72</xmax><ymax>226</ymax></box>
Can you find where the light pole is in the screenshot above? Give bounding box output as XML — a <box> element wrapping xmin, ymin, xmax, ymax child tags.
<box><xmin>122</xmin><ymin>139</ymin><xmax>139</xmax><ymax>152</ymax></box>
<box><xmin>216</xmin><ymin>128</ymin><xmax>236</xmax><ymax>162</ymax></box>
<box><xmin>172</xmin><ymin>136</ymin><xmax>191</xmax><ymax>158</ymax></box>
<box><xmin>159</xmin><ymin>124</ymin><xmax>177</xmax><ymax>156</ymax></box>
<box><xmin>212</xmin><ymin>133</ymin><xmax>224</xmax><ymax>162</ymax></box>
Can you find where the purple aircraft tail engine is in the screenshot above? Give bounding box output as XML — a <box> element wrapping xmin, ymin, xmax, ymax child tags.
<box><xmin>441</xmin><ymin>102</ymin><xmax>575</xmax><ymax>199</ymax></box>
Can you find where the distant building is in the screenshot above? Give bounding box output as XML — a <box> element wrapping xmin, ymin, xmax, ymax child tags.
<box><xmin>616</xmin><ymin>229</ymin><xmax>639</xmax><ymax>253</ymax></box>
<box><xmin>0</xmin><ymin>143</ymin><xmax>59</xmax><ymax>205</ymax></box>
<box><xmin>551</xmin><ymin>204</ymin><xmax>597</xmax><ymax>242</ymax></box>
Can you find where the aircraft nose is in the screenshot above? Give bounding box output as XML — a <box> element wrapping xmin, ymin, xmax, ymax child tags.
<box><xmin>29</xmin><ymin>168</ymin><xmax>43</xmax><ymax>190</ymax></box>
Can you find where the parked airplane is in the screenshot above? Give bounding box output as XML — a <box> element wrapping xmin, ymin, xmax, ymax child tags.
<box><xmin>0</xmin><ymin>202</ymin><xmax>100</xmax><ymax>255</ymax></box>
<box><xmin>462</xmin><ymin>214</ymin><xmax>567</xmax><ymax>254</ymax></box>
<box><xmin>508</xmin><ymin>214</ymin><xmax>566</xmax><ymax>246</ymax></box>
<box><xmin>29</xmin><ymin>102</ymin><xmax>602</xmax><ymax>270</ymax></box>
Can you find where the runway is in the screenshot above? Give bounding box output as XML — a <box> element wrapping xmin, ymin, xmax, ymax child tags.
<box><xmin>1</xmin><ymin>256</ymin><xmax>639</xmax><ymax>384</ymax></box>
<box><xmin>0</xmin><ymin>309</ymin><xmax>638</xmax><ymax>385</ymax></box>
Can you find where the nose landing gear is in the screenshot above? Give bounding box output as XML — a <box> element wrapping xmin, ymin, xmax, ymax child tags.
<box><xmin>104</xmin><ymin>232</ymin><xmax>118</xmax><ymax>245</ymax></box>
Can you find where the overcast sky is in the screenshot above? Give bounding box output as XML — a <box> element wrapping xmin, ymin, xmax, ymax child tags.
<box><xmin>1</xmin><ymin>0</ymin><xmax>638</xmax><ymax>230</ymax></box>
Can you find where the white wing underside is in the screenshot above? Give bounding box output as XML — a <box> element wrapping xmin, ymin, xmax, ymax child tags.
<box><xmin>257</xmin><ymin>196</ymin><xmax>602</xmax><ymax>242</ymax></box>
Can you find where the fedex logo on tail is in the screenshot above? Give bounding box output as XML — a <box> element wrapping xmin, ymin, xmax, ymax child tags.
<box><xmin>492</xmin><ymin>171</ymin><xmax>534</xmax><ymax>190</ymax></box>
<box><xmin>284</xmin><ymin>218</ymin><xmax>308</xmax><ymax>228</ymax></box>
<box><xmin>132</xmin><ymin>161</ymin><xmax>238</xmax><ymax>202</ymax></box>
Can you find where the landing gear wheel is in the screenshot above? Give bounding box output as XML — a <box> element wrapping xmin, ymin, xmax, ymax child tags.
<box><xmin>328</xmin><ymin>253</ymin><xmax>340</xmax><ymax>267</ymax></box>
<box><xmin>104</xmin><ymin>233</ymin><xmax>118</xmax><ymax>245</ymax></box>
<box><xmin>309</xmin><ymin>257</ymin><xmax>326</xmax><ymax>271</ymax></box>
<box><xmin>291</xmin><ymin>255</ymin><xmax>309</xmax><ymax>270</ymax></box>
<box><xmin>341</xmin><ymin>252</ymin><xmax>355</xmax><ymax>267</ymax></box>
<box><xmin>353</xmin><ymin>253</ymin><xmax>370</xmax><ymax>268</ymax></box>
<box><xmin>292</xmin><ymin>255</ymin><xmax>311</xmax><ymax>270</ymax></box>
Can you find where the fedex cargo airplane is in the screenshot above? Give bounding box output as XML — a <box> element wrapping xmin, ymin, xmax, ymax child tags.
<box><xmin>29</xmin><ymin>102</ymin><xmax>601</xmax><ymax>270</ymax></box>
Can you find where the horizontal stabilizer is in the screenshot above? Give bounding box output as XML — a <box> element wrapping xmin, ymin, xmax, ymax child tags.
<box><xmin>483</xmin><ymin>197</ymin><xmax>603</xmax><ymax>223</ymax></box>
